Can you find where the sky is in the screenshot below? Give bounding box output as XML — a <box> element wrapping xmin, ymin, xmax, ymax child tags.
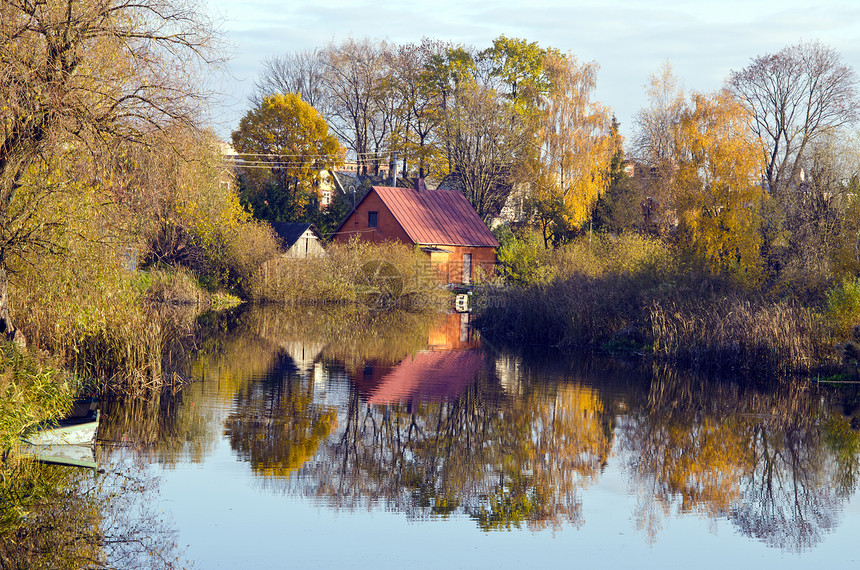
<box><xmin>204</xmin><ymin>0</ymin><xmax>860</xmax><ymax>147</ymax></box>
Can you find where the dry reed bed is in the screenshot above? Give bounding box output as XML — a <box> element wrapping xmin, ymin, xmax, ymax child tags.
<box><xmin>648</xmin><ymin>297</ymin><xmax>826</xmax><ymax>375</ymax></box>
<box><xmin>476</xmin><ymin>276</ymin><xmax>832</xmax><ymax>376</ymax></box>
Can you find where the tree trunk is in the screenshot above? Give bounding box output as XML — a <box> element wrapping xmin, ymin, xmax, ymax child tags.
<box><xmin>0</xmin><ymin>263</ymin><xmax>24</xmax><ymax>347</ymax></box>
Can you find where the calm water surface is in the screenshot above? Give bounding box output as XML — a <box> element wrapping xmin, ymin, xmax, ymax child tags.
<box><xmin>98</xmin><ymin>306</ymin><xmax>860</xmax><ymax>568</ymax></box>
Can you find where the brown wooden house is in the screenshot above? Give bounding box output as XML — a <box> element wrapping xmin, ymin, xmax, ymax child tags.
<box><xmin>331</xmin><ymin>185</ymin><xmax>499</xmax><ymax>284</ymax></box>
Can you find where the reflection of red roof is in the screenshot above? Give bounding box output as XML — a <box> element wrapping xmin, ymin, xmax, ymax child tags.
<box><xmin>373</xmin><ymin>186</ymin><xmax>499</xmax><ymax>247</ymax></box>
<box><xmin>367</xmin><ymin>350</ymin><xmax>485</xmax><ymax>404</ymax></box>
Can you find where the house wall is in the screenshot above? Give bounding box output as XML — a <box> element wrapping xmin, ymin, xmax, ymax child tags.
<box><xmin>284</xmin><ymin>229</ymin><xmax>325</xmax><ymax>258</ymax></box>
<box><xmin>430</xmin><ymin>246</ymin><xmax>496</xmax><ymax>284</ymax></box>
<box><xmin>331</xmin><ymin>191</ymin><xmax>412</xmax><ymax>245</ymax></box>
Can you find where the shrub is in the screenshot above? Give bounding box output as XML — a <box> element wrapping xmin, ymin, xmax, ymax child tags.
<box><xmin>247</xmin><ymin>240</ymin><xmax>448</xmax><ymax>311</ymax></box>
<box><xmin>496</xmin><ymin>230</ymin><xmax>555</xmax><ymax>286</ymax></box>
<box><xmin>825</xmin><ymin>277</ymin><xmax>860</xmax><ymax>339</ymax></box>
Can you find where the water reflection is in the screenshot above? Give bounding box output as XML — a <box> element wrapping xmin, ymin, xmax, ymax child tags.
<box><xmin>99</xmin><ymin>305</ymin><xmax>860</xmax><ymax>554</ymax></box>
<box><xmin>617</xmin><ymin>365</ymin><xmax>847</xmax><ymax>551</ymax></box>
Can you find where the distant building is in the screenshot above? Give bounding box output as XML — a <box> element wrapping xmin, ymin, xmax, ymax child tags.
<box><xmin>270</xmin><ymin>222</ymin><xmax>325</xmax><ymax>258</ymax></box>
<box><xmin>331</xmin><ymin>185</ymin><xmax>499</xmax><ymax>285</ymax></box>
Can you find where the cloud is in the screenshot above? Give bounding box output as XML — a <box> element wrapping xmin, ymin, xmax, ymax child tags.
<box><xmin>205</xmin><ymin>0</ymin><xmax>860</xmax><ymax>142</ymax></box>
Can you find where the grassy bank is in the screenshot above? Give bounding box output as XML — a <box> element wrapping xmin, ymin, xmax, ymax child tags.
<box><xmin>247</xmin><ymin>240</ymin><xmax>450</xmax><ymax>311</ymax></box>
<box><xmin>476</xmin><ymin>232</ymin><xmax>838</xmax><ymax>376</ymax></box>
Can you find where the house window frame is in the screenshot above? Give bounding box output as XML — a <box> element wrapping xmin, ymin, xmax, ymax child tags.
<box><xmin>368</xmin><ymin>211</ymin><xmax>378</xmax><ymax>228</ymax></box>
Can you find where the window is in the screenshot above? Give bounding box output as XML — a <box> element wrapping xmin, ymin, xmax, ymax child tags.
<box><xmin>368</xmin><ymin>211</ymin><xmax>378</xmax><ymax>228</ymax></box>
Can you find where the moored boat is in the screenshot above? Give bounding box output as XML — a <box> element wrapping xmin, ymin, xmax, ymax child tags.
<box><xmin>19</xmin><ymin>443</ymin><xmax>98</xmax><ymax>469</ymax></box>
<box><xmin>23</xmin><ymin>409</ymin><xmax>100</xmax><ymax>446</ymax></box>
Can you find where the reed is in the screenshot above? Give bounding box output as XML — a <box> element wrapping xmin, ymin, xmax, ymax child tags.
<box><xmin>248</xmin><ymin>240</ymin><xmax>449</xmax><ymax>311</ymax></box>
<box><xmin>0</xmin><ymin>343</ymin><xmax>74</xmax><ymax>451</ymax></box>
<box><xmin>648</xmin><ymin>296</ymin><xmax>825</xmax><ymax>374</ymax></box>
<box><xmin>477</xmin><ymin>232</ymin><xmax>833</xmax><ymax>375</ymax></box>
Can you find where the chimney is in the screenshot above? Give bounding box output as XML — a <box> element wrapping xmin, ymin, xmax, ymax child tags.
<box><xmin>415</xmin><ymin>177</ymin><xmax>426</xmax><ymax>192</ymax></box>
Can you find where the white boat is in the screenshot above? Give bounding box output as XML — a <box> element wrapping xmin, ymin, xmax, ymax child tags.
<box><xmin>19</xmin><ymin>443</ymin><xmax>98</xmax><ymax>469</ymax></box>
<box><xmin>23</xmin><ymin>409</ymin><xmax>100</xmax><ymax>446</ymax></box>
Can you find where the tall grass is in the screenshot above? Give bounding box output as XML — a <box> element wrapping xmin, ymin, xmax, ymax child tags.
<box><xmin>0</xmin><ymin>343</ymin><xmax>74</xmax><ymax>451</ymax></box>
<box><xmin>248</xmin><ymin>240</ymin><xmax>449</xmax><ymax>311</ymax></box>
<box><xmin>477</xmin><ymin>232</ymin><xmax>834</xmax><ymax>375</ymax></box>
<box><xmin>9</xmin><ymin>241</ymin><xmax>201</xmax><ymax>394</ymax></box>
<box><xmin>648</xmin><ymin>297</ymin><xmax>825</xmax><ymax>374</ymax></box>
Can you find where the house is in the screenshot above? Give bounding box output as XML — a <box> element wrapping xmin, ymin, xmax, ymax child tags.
<box><xmin>270</xmin><ymin>222</ymin><xmax>325</xmax><ymax>258</ymax></box>
<box><xmin>331</xmin><ymin>185</ymin><xmax>499</xmax><ymax>284</ymax></box>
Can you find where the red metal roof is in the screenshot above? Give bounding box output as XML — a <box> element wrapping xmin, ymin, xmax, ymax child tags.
<box><xmin>372</xmin><ymin>186</ymin><xmax>499</xmax><ymax>248</ymax></box>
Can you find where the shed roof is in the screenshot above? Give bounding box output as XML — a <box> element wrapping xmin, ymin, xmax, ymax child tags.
<box><xmin>269</xmin><ymin>222</ymin><xmax>320</xmax><ymax>249</ymax></box>
<box><xmin>371</xmin><ymin>186</ymin><xmax>499</xmax><ymax>248</ymax></box>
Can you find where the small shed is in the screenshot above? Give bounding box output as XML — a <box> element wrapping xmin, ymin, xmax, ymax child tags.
<box><xmin>270</xmin><ymin>222</ymin><xmax>325</xmax><ymax>258</ymax></box>
<box><xmin>331</xmin><ymin>186</ymin><xmax>499</xmax><ymax>284</ymax></box>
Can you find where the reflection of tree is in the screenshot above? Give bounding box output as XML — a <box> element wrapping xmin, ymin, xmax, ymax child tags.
<box><xmin>619</xmin><ymin>365</ymin><xmax>853</xmax><ymax>551</ymax></box>
<box><xmin>294</xmin><ymin>377</ymin><xmax>611</xmax><ymax>532</ymax></box>
<box><xmin>225</xmin><ymin>352</ymin><xmax>337</xmax><ymax>478</ymax></box>
<box><xmin>0</xmin><ymin>460</ymin><xmax>186</xmax><ymax>569</ymax></box>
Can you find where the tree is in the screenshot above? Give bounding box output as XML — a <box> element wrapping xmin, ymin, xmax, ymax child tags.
<box><xmin>527</xmin><ymin>52</ymin><xmax>614</xmax><ymax>245</ymax></box>
<box><xmin>632</xmin><ymin>61</ymin><xmax>686</xmax><ymax>235</ymax></box>
<box><xmin>482</xmin><ymin>35</ymin><xmax>558</xmax><ymax>110</ymax></box>
<box><xmin>252</xmin><ymin>49</ymin><xmax>327</xmax><ymax>109</ymax></box>
<box><xmin>231</xmin><ymin>93</ymin><xmax>344</xmax><ymax>222</ymax></box>
<box><xmin>671</xmin><ymin>90</ymin><xmax>766</xmax><ymax>283</ymax></box>
<box><xmin>592</xmin><ymin>118</ymin><xmax>639</xmax><ymax>234</ymax></box>
<box><xmin>388</xmin><ymin>39</ymin><xmax>449</xmax><ymax>180</ymax></box>
<box><xmin>319</xmin><ymin>38</ymin><xmax>391</xmax><ymax>175</ymax></box>
<box><xmin>442</xmin><ymin>80</ymin><xmax>531</xmax><ymax>222</ymax></box>
<box><xmin>0</xmin><ymin>0</ymin><xmax>219</xmax><ymax>342</ymax></box>
<box><xmin>729</xmin><ymin>41</ymin><xmax>859</xmax><ymax>197</ymax></box>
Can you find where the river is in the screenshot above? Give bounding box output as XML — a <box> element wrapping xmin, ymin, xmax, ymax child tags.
<box><xmin>96</xmin><ymin>305</ymin><xmax>860</xmax><ymax>568</ymax></box>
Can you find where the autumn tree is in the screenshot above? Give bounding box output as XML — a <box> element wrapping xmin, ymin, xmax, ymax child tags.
<box><xmin>319</xmin><ymin>38</ymin><xmax>392</xmax><ymax>175</ymax></box>
<box><xmin>0</xmin><ymin>0</ymin><xmax>219</xmax><ymax>342</ymax></box>
<box><xmin>482</xmin><ymin>35</ymin><xmax>558</xmax><ymax>110</ymax></box>
<box><xmin>632</xmin><ymin>61</ymin><xmax>686</xmax><ymax>234</ymax></box>
<box><xmin>231</xmin><ymin>93</ymin><xmax>344</xmax><ymax>222</ymax></box>
<box><xmin>671</xmin><ymin>90</ymin><xmax>766</xmax><ymax>283</ymax></box>
<box><xmin>527</xmin><ymin>52</ymin><xmax>615</xmax><ymax>246</ymax></box>
<box><xmin>387</xmin><ymin>39</ymin><xmax>449</xmax><ymax>180</ymax></box>
<box><xmin>442</xmin><ymin>80</ymin><xmax>532</xmax><ymax>222</ymax></box>
<box><xmin>729</xmin><ymin>41</ymin><xmax>859</xmax><ymax>197</ymax></box>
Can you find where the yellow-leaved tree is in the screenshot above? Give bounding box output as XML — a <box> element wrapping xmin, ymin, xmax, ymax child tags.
<box><xmin>528</xmin><ymin>53</ymin><xmax>615</xmax><ymax>247</ymax></box>
<box><xmin>671</xmin><ymin>90</ymin><xmax>766</xmax><ymax>284</ymax></box>
<box><xmin>232</xmin><ymin>93</ymin><xmax>344</xmax><ymax>221</ymax></box>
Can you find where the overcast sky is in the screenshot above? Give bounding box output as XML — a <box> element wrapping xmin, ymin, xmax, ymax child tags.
<box><xmin>205</xmin><ymin>0</ymin><xmax>860</xmax><ymax>147</ymax></box>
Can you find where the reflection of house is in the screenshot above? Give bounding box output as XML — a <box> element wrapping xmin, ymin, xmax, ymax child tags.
<box><xmin>331</xmin><ymin>186</ymin><xmax>499</xmax><ymax>285</ymax></box>
<box><xmin>352</xmin><ymin>313</ymin><xmax>483</xmax><ymax>406</ymax></box>
<box><xmin>366</xmin><ymin>350</ymin><xmax>485</xmax><ymax>405</ymax></box>
<box><xmin>270</xmin><ymin>222</ymin><xmax>325</xmax><ymax>258</ymax></box>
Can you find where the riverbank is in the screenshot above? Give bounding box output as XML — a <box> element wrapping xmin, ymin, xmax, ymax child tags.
<box><xmin>474</xmin><ymin>232</ymin><xmax>847</xmax><ymax>377</ymax></box>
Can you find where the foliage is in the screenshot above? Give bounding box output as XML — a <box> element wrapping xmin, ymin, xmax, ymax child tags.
<box><xmin>825</xmin><ymin>278</ymin><xmax>860</xmax><ymax>339</ymax></box>
<box><xmin>526</xmin><ymin>52</ymin><xmax>615</xmax><ymax>242</ymax></box>
<box><xmin>232</xmin><ymin>92</ymin><xmax>344</xmax><ymax>222</ymax></box>
<box><xmin>495</xmin><ymin>230</ymin><xmax>555</xmax><ymax>286</ymax></box>
<box><xmin>591</xmin><ymin>119</ymin><xmax>640</xmax><ymax>233</ymax></box>
<box><xmin>0</xmin><ymin>0</ymin><xmax>220</xmax><ymax>340</ymax></box>
<box><xmin>671</xmin><ymin>90</ymin><xmax>766</xmax><ymax>285</ymax></box>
